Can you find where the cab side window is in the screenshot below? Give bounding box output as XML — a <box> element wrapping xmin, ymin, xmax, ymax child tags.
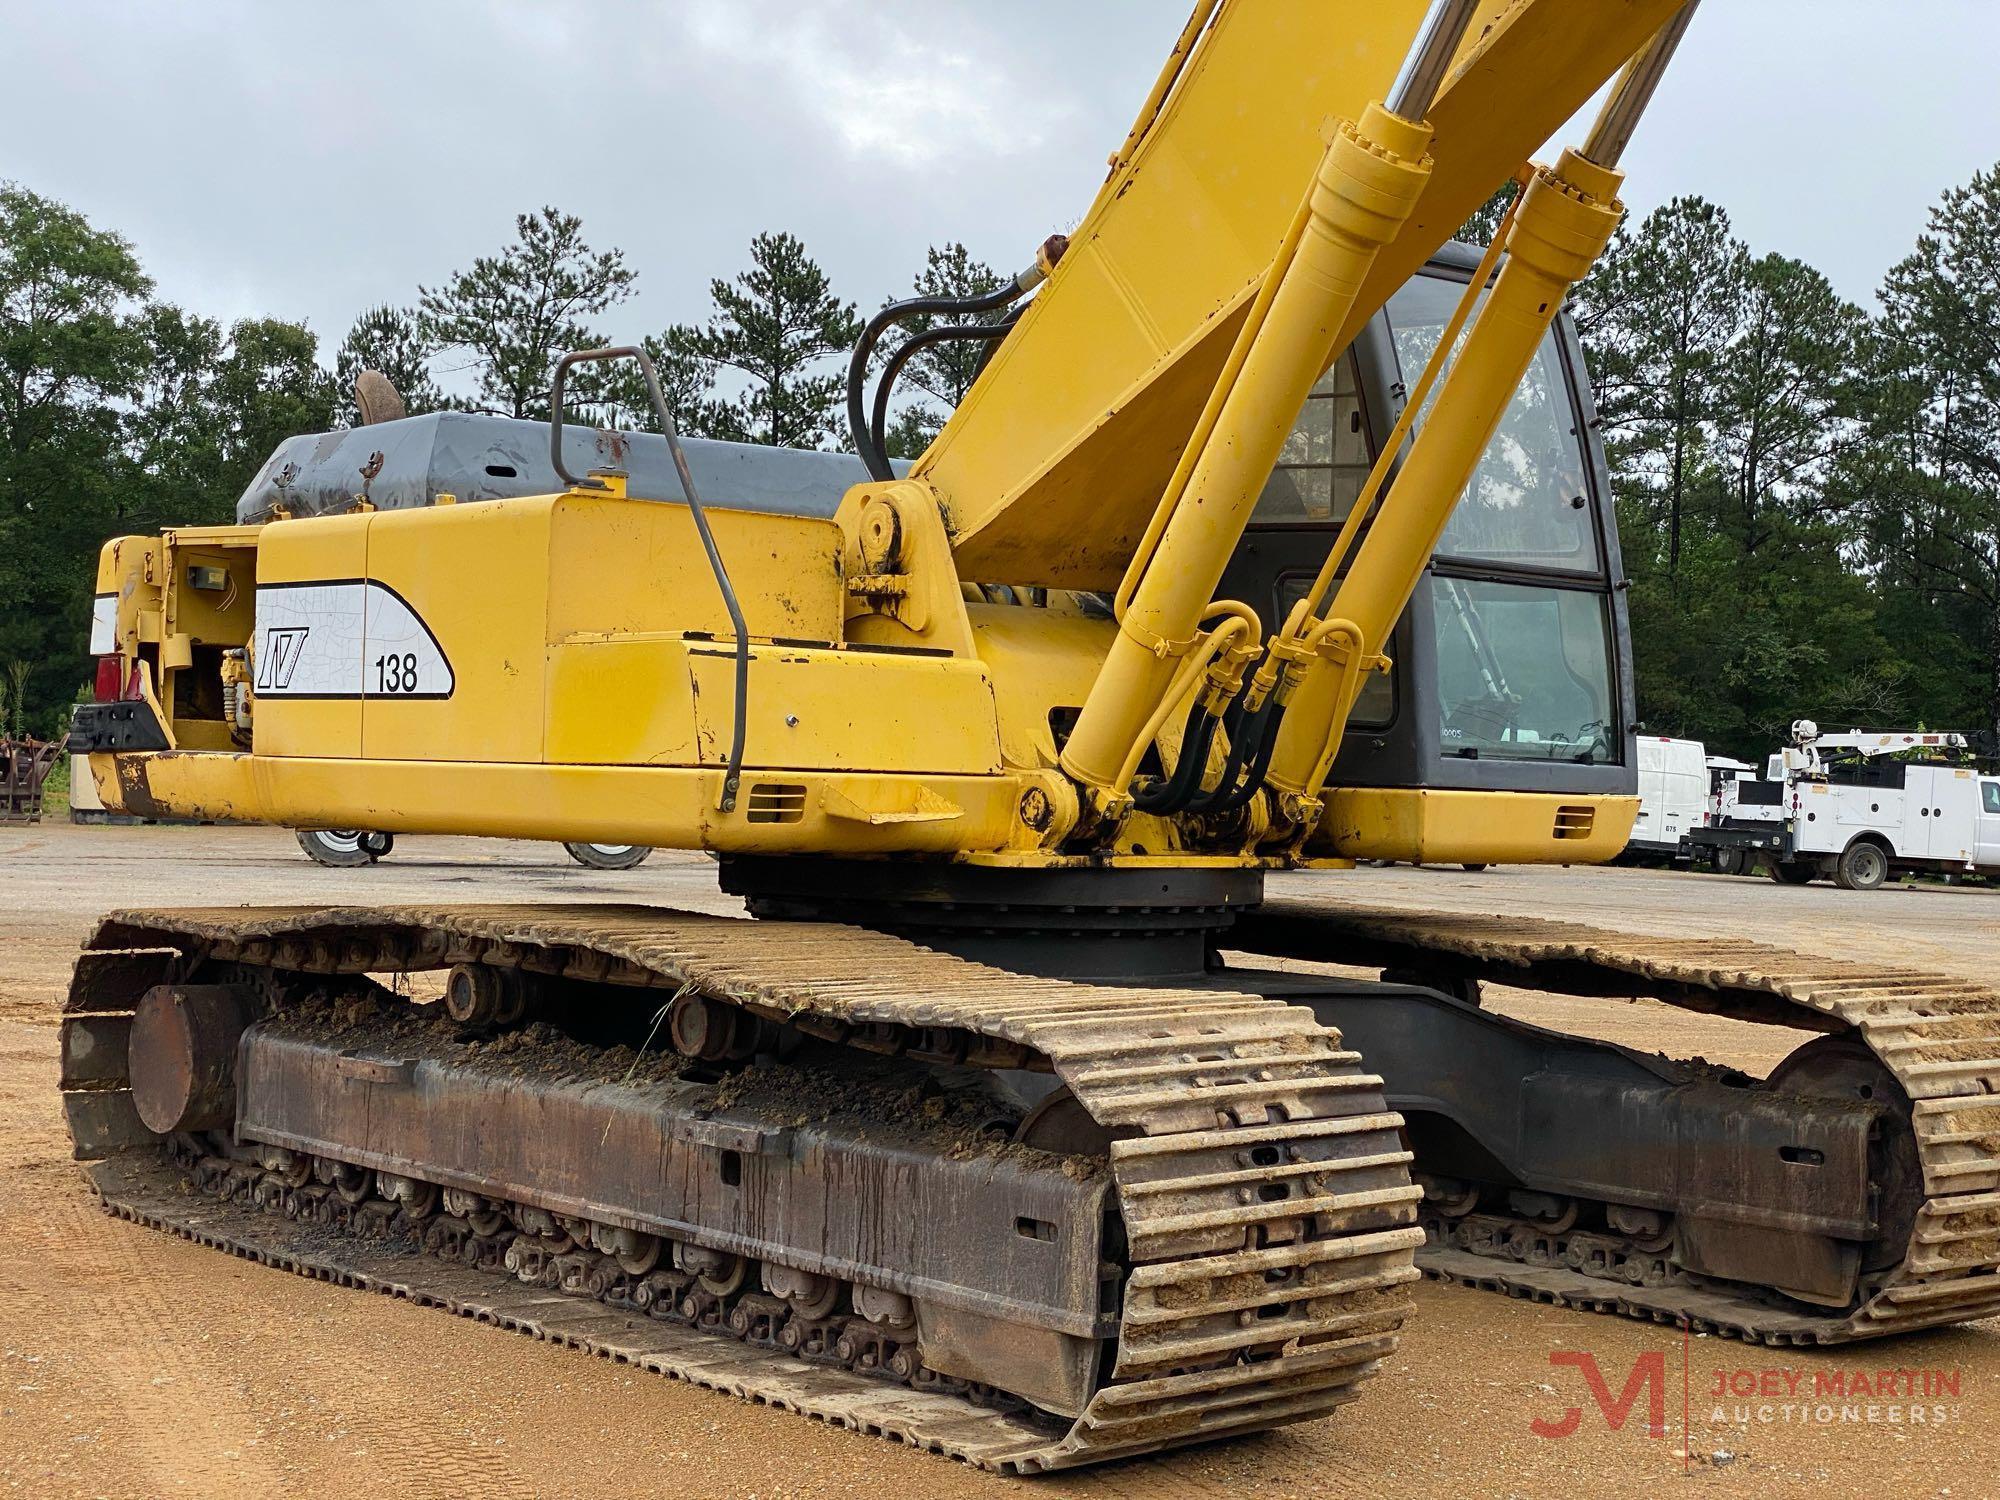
<box><xmin>1984</xmin><ymin>781</ymin><xmax>2000</xmax><ymax>815</ymax></box>
<box><xmin>1252</xmin><ymin>351</ymin><xmax>1369</xmax><ymax>525</ymax></box>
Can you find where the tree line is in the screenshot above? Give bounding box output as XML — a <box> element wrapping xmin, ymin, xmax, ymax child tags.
<box><xmin>5</xmin><ymin>170</ymin><xmax>1999</xmax><ymax>755</ymax></box>
<box><xmin>1561</xmin><ymin>178</ymin><xmax>1997</xmax><ymax>755</ymax></box>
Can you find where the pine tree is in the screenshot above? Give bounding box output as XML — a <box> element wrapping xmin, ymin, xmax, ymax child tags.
<box><xmin>418</xmin><ymin>207</ymin><xmax>634</xmax><ymax>420</ymax></box>
<box><xmin>1849</xmin><ymin>166</ymin><xmax>2000</xmax><ymax>739</ymax></box>
<box><xmin>861</xmin><ymin>242</ymin><xmax>1009</xmax><ymax>462</ymax></box>
<box><xmin>1574</xmin><ymin>197</ymin><xmax>1747</xmax><ymax>579</ymax></box>
<box><xmin>670</xmin><ymin>232</ymin><xmax>860</xmax><ymax>449</ymax></box>
<box><xmin>894</xmin><ymin>242</ymin><xmax>1007</xmax><ymax>411</ymax></box>
<box><xmin>882</xmin><ymin>405</ymin><xmax>937</xmax><ymax>461</ymax></box>
<box><xmin>590</xmin><ymin>330</ymin><xmax>715</xmax><ymax>440</ymax></box>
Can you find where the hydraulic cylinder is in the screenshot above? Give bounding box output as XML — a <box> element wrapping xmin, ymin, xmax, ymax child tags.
<box><xmin>1060</xmin><ymin>103</ymin><xmax>1431</xmax><ymax>797</ymax></box>
<box><xmin>1266</xmin><ymin>147</ymin><xmax>1626</xmax><ymax>800</ymax></box>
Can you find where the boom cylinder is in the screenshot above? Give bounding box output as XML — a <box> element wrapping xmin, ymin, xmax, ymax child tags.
<box><xmin>1059</xmin><ymin>102</ymin><xmax>1433</xmax><ymax>797</ymax></box>
<box><xmin>1265</xmin><ymin>146</ymin><xmax>1626</xmax><ymax>802</ymax></box>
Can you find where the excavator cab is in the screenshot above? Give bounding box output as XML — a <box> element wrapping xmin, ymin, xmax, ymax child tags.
<box><xmin>1222</xmin><ymin>241</ymin><xmax>1634</xmax><ymax>862</ymax></box>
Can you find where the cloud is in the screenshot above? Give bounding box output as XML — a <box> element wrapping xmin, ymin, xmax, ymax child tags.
<box><xmin>678</xmin><ymin>0</ymin><xmax>1069</xmax><ymax>169</ymax></box>
<box><xmin>5</xmin><ymin>0</ymin><xmax>1995</xmax><ymax>360</ymax></box>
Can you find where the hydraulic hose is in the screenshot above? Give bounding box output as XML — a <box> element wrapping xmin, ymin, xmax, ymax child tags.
<box><xmin>846</xmin><ymin>265</ymin><xmax>1047</xmax><ymax>480</ymax></box>
<box><xmin>867</xmin><ymin>322</ymin><xmax>1012</xmax><ymax>463</ymax></box>
<box><xmin>1203</xmin><ymin>701</ymin><xmax>1286</xmax><ymax>815</ymax></box>
<box><xmin>1131</xmin><ymin>697</ymin><xmax>1222</xmax><ymax>814</ymax></box>
<box><xmin>1188</xmin><ymin>694</ymin><xmax>1281</xmax><ymax>815</ymax></box>
<box><xmin>1109</xmin><ymin>609</ymin><xmax>1256</xmax><ymax>798</ymax></box>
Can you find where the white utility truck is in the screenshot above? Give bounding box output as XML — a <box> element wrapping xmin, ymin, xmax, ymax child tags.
<box><xmin>1690</xmin><ymin>721</ymin><xmax>2000</xmax><ymax>889</ymax></box>
<box><xmin>1624</xmin><ymin>736</ymin><xmax>1709</xmax><ymax>860</ymax></box>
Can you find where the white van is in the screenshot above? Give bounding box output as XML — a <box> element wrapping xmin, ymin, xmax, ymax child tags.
<box><xmin>1625</xmin><ymin>736</ymin><xmax>1707</xmax><ymax>859</ymax></box>
<box><xmin>1984</xmin><ymin>777</ymin><xmax>2000</xmax><ymax>869</ymax></box>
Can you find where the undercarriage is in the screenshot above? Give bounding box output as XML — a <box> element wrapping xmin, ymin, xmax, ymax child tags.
<box><xmin>60</xmin><ymin>870</ymin><xmax>2000</xmax><ymax>1470</ymax></box>
<box><xmin>61</xmin><ymin>894</ymin><xmax>1423</xmax><ymax>1473</ymax></box>
<box><xmin>1236</xmin><ymin>900</ymin><xmax>2000</xmax><ymax>1340</ymax></box>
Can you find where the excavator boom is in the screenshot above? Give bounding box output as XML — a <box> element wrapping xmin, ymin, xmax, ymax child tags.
<box><xmin>925</xmin><ymin>0</ymin><xmax>1684</xmax><ymax>590</ymax></box>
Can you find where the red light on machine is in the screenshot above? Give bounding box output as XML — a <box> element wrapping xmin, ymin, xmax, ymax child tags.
<box><xmin>92</xmin><ymin>656</ymin><xmax>142</xmax><ymax>702</ymax></box>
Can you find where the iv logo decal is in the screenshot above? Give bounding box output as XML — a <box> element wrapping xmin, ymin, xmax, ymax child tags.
<box><xmin>1531</xmin><ymin>1351</ymin><xmax>1668</xmax><ymax>1439</ymax></box>
<box><xmin>258</xmin><ymin>627</ymin><xmax>310</xmax><ymax>690</ymax></box>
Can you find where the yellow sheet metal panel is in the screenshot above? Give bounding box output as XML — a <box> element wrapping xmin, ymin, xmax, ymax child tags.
<box><xmin>966</xmin><ymin>603</ymin><xmax>1115</xmax><ymax>771</ymax></box>
<box><xmin>1320</xmin><ymin>788</ymin><xmax>1638</xmax><ymax>864</ymax></box>
<box><xmin>98</xmin><ymin>746</ymin><xmax>1024</xmax><ymax>856</ymax></box>
<box><xmin>548</xmin><ymin>639</ymin><xmax>1001</xmax><ymax>775</ymax></box>
<box><xmin>543</xmin><ymin>637</ymin><xmax>700</xmax><ymax>766</ymax></box>
<box><xmin>546</xmin><ymin>496</ymin><xmax>845</xmax><ymax>646</ymax></box>
<box><xmin>686</xmin><ymin>646</ymin><xmax>1002</xmax><ymax>776</ymax></box>
<box><xmin>361</xmin><ymin>499</ymin><xmax>551</xmax><ymax>764</ymax></box>
<box><xmin>254</xmin><ymin>514</ymin><xmax>368</xmax><ymax>758</ymax></box>
<box><xmin>931</xmin><ymin>0</ymin><xmax>1683</xmax><ymax>590</ymax></box>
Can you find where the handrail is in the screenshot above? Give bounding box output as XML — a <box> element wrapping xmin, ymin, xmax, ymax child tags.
<box><xmin>548</xmin><ymin>346</ymin><xmax>750</xmax><ymax>814</ymax></box>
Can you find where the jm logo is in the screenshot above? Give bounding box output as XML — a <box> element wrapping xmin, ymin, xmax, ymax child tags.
<box><xmin>258</xmin><ymin>627</ymin><xmax>310</xmax><ymax>690</ymax></box>
<box><xmin>1531</xmin><ymin>1351</ymin><xmax>1668</xmax><ymax>1439</ymax></box>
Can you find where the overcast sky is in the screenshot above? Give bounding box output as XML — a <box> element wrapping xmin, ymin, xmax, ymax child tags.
<box><xmin>7</xmin><ymin>1</ymin><xmax>1999</xmax><ymax>361</ymax></box>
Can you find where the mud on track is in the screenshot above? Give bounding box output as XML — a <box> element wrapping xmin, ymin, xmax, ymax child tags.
<box><xmin>4</xmin><ymin>821</ymin><xmax>1999</xmax><ymax>1498</ymax></box>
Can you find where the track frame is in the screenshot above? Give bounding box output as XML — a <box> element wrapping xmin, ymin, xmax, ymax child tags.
<box><xmin>61</xmin><ymin>902</ymin><xmax>1423</xmax><ymax>1473</ymax></box>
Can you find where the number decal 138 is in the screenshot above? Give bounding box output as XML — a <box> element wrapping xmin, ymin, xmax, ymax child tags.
<box><xmin>373</xmin><ymin>652</ymin><xmax>420</xmax><ymax>693</ymax></box>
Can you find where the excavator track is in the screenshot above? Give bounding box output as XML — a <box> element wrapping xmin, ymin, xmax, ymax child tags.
<box><xmin>1231</xmin><ymin>897</ymin><xmax>2000</xmax><ymax>1344</ymax></box>
<box><xmin>58</xmin><ymin>903</ymin><xmax>1422</xmax><ymax>1474</ymax></box>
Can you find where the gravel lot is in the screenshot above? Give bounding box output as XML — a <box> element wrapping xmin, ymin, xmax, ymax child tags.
<box><xmin>1</xmin><ymin>821</ymin><xmax>1992</xmax><ymax>1498</ymax></box>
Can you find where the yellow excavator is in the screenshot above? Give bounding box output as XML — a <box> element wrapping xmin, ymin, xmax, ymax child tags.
<box><xmin>60</xmin><ymin>0</ymin><xmax>2000</xmax><ymax>1473</ymax></box>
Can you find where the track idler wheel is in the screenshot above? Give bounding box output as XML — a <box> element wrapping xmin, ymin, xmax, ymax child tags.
<box><xmin>589</xmin><ymin>1223</ymin><xmax>663</xmax><ymax>1276</ymax></box>
<box><xmin>441</xmin><ymin>1188</ymin><xmax>509</xmax><ymax>1238</ymax></box>
<box><xmin>314</xmin><ymin>1158</ymin><xmax>375</xmax><ymax>1206</ymax></box>
<box><xmin>666</xmin><ymin>990</ymin><xmax>782</xmax><ymax>1063</ymax></box>
<box><xmin>1767</xmin><ymin>1035</ymin><xmax>1924</xmax><ymax>1272</ymax></box>
<box><xmin>764</xmin><ymin>1263</ymin><xmax>842</xmax><ymax>1321</ymax></box>
<box><xmin>378</xmin><ymin>1172</ymin><xmax>440</xmax><ymax>1219</ymax></box>
<box><xmin>1014</xmin><ymin>1087</ymin><xmax>1122</xmax><ymax>1155</ymax></box>
<box><xmin>678</xmin><ymin>1243</ymin><xmax>749</xmax><ymax>1298</ymax></box>
<box><xmin>128</xmin><ymin>985</ymin><xmax>255</xmax><ymax>1134</ymax></box>
<box><xmin>1415</xmin><ymin>1173</ymin><xmax>1479</xmax><ymax>1219</ymax></box>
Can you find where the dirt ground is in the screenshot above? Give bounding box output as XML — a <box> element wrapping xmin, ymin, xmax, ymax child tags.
<box><xmin>1</xmin><ymin>822</ymin><xmax>1992</xmax><ymax>1499</ymax></box>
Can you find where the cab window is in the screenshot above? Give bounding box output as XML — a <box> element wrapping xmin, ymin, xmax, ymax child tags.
<box><xmin>1984</xmin><ymin>781</ymin><xmax>2000</xmax><ymax>815</ymax></box>
<box><xmin>1384</xmin><ymin>275</ymin><xmax>1600</xmax><ymax>573</ymax></box>
<box><xmin>1252</xmin><ymin>351</ymin><xmax>1369</xmax><ymax>524</ymax></box>
<box><xmin>1433</xmin><ymin>579</ymin><xmax>1614</xmax><ymax>763</ymax></box>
